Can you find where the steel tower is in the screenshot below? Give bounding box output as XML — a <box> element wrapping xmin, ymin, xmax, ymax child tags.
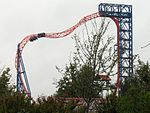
<box><xmin>99</xmin><ymin>3</ymin><xmax>133</xmax><ymax>94</ymax></box>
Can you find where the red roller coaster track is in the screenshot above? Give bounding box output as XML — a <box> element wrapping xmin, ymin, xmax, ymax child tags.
<box><xmin>16</xmin><ymin>12</ymin><xmax>120</xmax><ymax>96</ymax></box>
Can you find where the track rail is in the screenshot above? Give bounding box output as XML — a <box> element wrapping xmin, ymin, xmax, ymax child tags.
<box><xmin>16</xmin><ymin>12</ymin><xmax>120</xmax><ymax>97</ymax></box>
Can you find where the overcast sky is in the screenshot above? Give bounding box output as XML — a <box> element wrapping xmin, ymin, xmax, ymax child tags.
<box><xmin>0</xmin><ymin>0</ymin><xmax>150</xmax><ymax>98</ymax></box>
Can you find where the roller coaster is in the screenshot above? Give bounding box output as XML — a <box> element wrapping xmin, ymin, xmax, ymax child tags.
<box><xmin>16</xmin><ymin>3</ymin><xmax>133</xmax><ymax>97</ymax></box>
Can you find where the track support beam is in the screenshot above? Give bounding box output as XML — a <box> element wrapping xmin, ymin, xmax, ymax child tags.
<box><xmin>99</xmin><ymin>3</ymin><xmax>133</xmax><ymax>95</ymax></box>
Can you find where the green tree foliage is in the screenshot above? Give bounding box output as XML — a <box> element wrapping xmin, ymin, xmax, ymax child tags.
<box><xmin>30</xmin><ymin>96</ymin><xmax>80</xmax><ymax>113</ymax></box>
<box><xmin>0</xmin><ymin>67</ymin><xmax>32</xmax><ymax>113</ymax></box>
<box><xmin>135</xmin><ymin>60</ymin><xmax>150</xmax><ymax>90</ymax></box>
<box><xmin>0</xmin><ymin>67</ymin><xmax>14</xmax><ymax>112</ymax></box>
<box><xmin>116</xmin><ymin>87</ymin><xmax>150</xmax><ymax>113</ymax></box>
<box><xmin>0</xmin><ymin>68</ymin><xmax>12</xmax><ymax>96</ymax></box>
<box><xmin>96</xmin><ymin>94</ymin><xmax>117</xmax><ymax>113</ymax></box>
<box><xmin>56</xmin><ymin>63</ymin><xmax>78</xmax><ymax>97</ymax></box>
<box><xmin>57</xmin><ymin>63</ymin><xmax>103</xmax><ymax>97</ymax></box>
<box><xmin>57</xmin><ymin>63</ymin><xmax>103</xmax><ymax>112</ymax></box>
<box><xmin>116</xmin><ymin>60</ymin><xmax>150</xmax><ymax>113</ymax></box>
<box><xmin>0</xmin><ymin>67</ymin><xmax>84</xmax><ymax>113</ymax></box>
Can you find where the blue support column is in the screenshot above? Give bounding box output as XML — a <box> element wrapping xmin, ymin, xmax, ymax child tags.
<box><xmin>17</xmin><ymin>44</ymin><xmax>31</xmax><ymax>97</ymax></box>
<box><xmin>99</xmin><ymin>3</ymin><xmax>133</xmax><ymax>95</ymax></box>
<box><xmin>20</xmin><ymin>55</ymin><xmax>31</xmax><ymax>95</ymax></box>
<box><xmin>17</xmin><ymin>44</ymin><xmax>22</xmax><ymax>93</ymax></box>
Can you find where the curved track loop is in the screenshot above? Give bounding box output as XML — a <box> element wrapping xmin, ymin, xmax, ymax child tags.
<box><xmin>18</xmin><ymin>12</ymin><xmax>100</xmax><ymax>52</ymax></box>
<box><xmin>16</xmin><ymin>12</ymin><xmax>120</xmax><ymax>96</ymax></box>
<box><xmin>15</xmin><ymin>12</ymin><xmax>100</xmax><ymax>68</ymax></box>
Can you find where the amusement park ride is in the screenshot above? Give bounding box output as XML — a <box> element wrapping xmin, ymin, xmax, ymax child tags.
<box><xmin>16</xmin><ymin>3</ymin><xmax>133</xmax><ymax>97</ymax></box>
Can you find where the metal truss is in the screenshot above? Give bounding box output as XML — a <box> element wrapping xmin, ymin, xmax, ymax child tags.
<box><xmin>99</xmin><ymin>3</ymin><xmax>133</xmax><ymax>95</ymax></box>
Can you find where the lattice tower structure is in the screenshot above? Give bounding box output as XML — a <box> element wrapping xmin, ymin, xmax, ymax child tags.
<box><xmin>99</xmin><ymin>3</ymin><xmax>133</xmax><ymax>95</ymax></box>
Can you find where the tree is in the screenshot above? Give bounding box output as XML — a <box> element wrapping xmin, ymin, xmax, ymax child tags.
<box><xmin>29</xmin><ymin>96</ymin><xmax>79</xmax><ymax>113</ymax></box>
<box><xmin>57</xmin><ymin>64</ymin><xmax>103</xmax><ymax>113</ymax></box>
<box><xmin>0</xmin><ymin>67</ymin><xmax>14</xmax><ymax>112</ymax></box>
<box><xmin>96</xmin><ymin>94</ymin><xmax>117</xmax><ymax>113</ymax></box>
<box><xmin>116</xmin><ymin>86</ymin><xmax>150</xmax><ymax>113</ymax></box>
<box><xmin>0</xmin><ymin>67</ymin><xmax>32</xmax><ymax>113</ymax></box>
<box><xmin>135</xmin><ymin>60</ymin><xmax>150</xmax><ymax>90</ymax></box>
<box><xmin>56</xmin><ymin>19</ymin><xmax>117</xmax><ymax>113</ymax></box>
<box><xmin>116</xmin><ymin>60</ymin><xmax>150</xmax><ymax>113</ymax></box>
<box><xmin>0</xmin><ymin>68</ymin><xmax>12</xmax><ymax>96</ymax></box>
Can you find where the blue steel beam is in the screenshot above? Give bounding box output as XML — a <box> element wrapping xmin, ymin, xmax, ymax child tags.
<box><xmin>17</xmin><ymin>44</ymin><xmax>31</xmax><ymax>97</ymax></box>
